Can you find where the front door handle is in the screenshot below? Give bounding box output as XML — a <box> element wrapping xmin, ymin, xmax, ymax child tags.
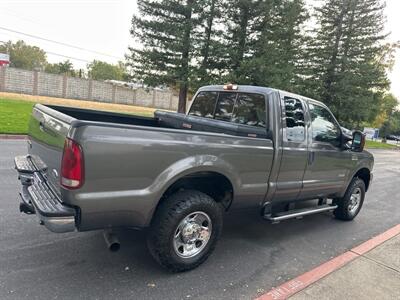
<box><xmin>308</xmin><ymin>151</ymin><xmax>315</xmax><ymax>165</ymax></box>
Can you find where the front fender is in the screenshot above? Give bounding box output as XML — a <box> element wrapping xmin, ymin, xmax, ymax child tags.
<box><xmin>340</xmin><ymin>154</ymin><xmax>373</xmax><ymax>197</ymax></box>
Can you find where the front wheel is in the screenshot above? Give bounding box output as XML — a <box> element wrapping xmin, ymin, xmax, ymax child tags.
<box><xmin>147</xmin><ymin>190</ymin><xmax>223</xmax><ymax>272</ymax></box>
<box><xmin>333</xmin><ymin>177</ymin><xmax>365</xmax><ymax>221</ymax></box>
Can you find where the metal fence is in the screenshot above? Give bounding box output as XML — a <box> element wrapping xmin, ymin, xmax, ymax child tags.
<box><xmin>0</xmin><ymin>67</ymin><xmax>179</xmax><ymax>110</ymax></box>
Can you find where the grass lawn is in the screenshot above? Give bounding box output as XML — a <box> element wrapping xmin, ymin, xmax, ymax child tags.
<box><xmin>0</xmin><ymin>99</ymin><xmax>35</xmax><ymax>134</ymax></box>
<box><xmin>365</xmin><ymin>140</ymin><xmax>398</xmax><ymax>150</ymax></box>
<box><xmin>0</xmin><ymin>94</ymin><xmax>157</xmax><ymax>134</ymax></box>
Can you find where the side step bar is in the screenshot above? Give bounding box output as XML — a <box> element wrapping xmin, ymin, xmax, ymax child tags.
<box><xmin>264</xmin><ymin>204</ymin><xmax>337</xmax><ymax>223</ymax></box>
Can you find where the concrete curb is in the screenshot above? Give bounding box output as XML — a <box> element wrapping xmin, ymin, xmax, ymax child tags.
<box><xmin>367</xmin><ymin>147</ymin><xmax>400</xmax><ymax>150</ymax></box>
<box><xmin>0</xmin><ymin>134</ymin><xmax>27</xmax><ymax>140</ymax></box>
<box><xmin>256</xmin><ymin>224</ymin><xmax>400</xmax><ymax>300</ymax></box>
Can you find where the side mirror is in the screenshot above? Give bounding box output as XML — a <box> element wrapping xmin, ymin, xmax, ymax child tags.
<box><xmin>341</xmin><ymin>131</ymin><xmax>352</xmax><ymax>149</ymax></box>
<box><xmin>351</xmin><ymin>131</ymin><xmax>365</xmax><ymax>152</ymax></box>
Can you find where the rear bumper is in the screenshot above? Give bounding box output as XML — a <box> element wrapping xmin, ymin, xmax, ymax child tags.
<box><xmin>14</xmin><ymin>155</ymin><xmax>77</xmax><ymax>233</ymax></box>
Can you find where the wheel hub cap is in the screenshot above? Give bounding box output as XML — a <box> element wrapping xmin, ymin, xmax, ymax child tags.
<box><xmin>182</xmin><ymin>223</ymin><xmax>201</xmax><ymax>242</ymax></box>
<box><xmin>173</xmin><ymin>211</ymin><xmax>212</xmax><ymax>258</ymax></box>
<box><xmin>349</xmin><ymin>187</ymin><xmax>361</xmax><ymax>214</ymax></box>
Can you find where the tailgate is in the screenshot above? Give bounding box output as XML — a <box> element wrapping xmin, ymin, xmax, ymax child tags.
<box><xmin>28</xmin><ymin>104</ymin><xmax>75</xmax><ymax>196</ymax></box>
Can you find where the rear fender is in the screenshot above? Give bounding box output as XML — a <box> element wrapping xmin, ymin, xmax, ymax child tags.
<box><xmin>145</xmin><ymin>155</ymin><xmax>239</xmax><ymax>223</ymax></box>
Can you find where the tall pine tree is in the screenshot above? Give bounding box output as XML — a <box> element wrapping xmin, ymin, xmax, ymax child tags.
<box><xmin>221</xmin><ymin>0</ymin><xmax>264</xmax><ymax>82</ymax></box>
<box><xmin>127</xmin><ymin>0</ymin><xmax>202</xmax><ymax>112</ymax></box>
<box><xmin>306</xmin><ymin>0</ymin><xmax>393</xmax><ymax>127</ymax></box>
<box><xmin>192</xmin><ymin>0</ymin><xmax>225</xmax><ymax>88</ymax></box>
<box><xmin>128</xmin><ymin>0</ymin><xmax>394</xmax><ymax>125</ymax></box>
<box><xmin>237</xmin><ymin>0</ymin><xmax>309</xmax><ymax>91</ymax></box>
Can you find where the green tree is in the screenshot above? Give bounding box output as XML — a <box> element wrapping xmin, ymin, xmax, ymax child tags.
<box><xmin>236</xmin><ymin>0</ymin><xmax>309</xmax><ymax>91</ymax></box>
<box><xmin>45</xmin><ymin>60</ymin><xmax>76</xmax><ymax>76</ymax></box>
<box><xmin>0</xmin><ymin>40</ymin><xmax>47</xmax><ymax>70</ymax></box>
<box><xmin>390</xmin><ymin>111</ymin><xmax>400</xmax><ymax>135</ymax></box>
<box><xmin>192</xmin><ymin>0</ymin><xmax>225</xmax><ymax>88</ymax></box>
<box><xmin>127</xmin><ymin>0</ymin><xmax>203</xmax><ymax>112</ymax></box>
<box><xmin>127</xmin><ymin>0</ymin><xmax>310</xmax><ymax>109</ymax></box>
<box><xmin>376</xmin><ymin>93</ymin><xmax>399</xmax><ymax>140</ymax></box>
<box><xmin>305</xmin><ymin>0</ymin><xmax>394</xmax><ymax>128</ymax></box>
<box><xmin>221</xmin><ymin>0</ymin><xmax>263</xmax><ymax>82</ymax></box>
<box><xmin>87</xmin><ymin>60</ymin><xmax>125</xmax><ymax>81</ymax></box>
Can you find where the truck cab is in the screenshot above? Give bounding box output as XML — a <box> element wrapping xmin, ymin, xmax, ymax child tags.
<box><xmin>158</xmin><ymin>84</ymin><xmax>373</xmax><ymax>212</ymax></box>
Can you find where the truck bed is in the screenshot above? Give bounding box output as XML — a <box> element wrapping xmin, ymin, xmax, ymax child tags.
<box><xmin>44</xmin><ymin>105</ymin><xmax>270</xmax><ymax>139</ymax></box>
<box><xmin>45</xmin><ymin>105</ymin><xmax>160</xmax><ymax>127</ymax></box>
<box><xmin>26</xmin><ymin>103</ymin><xmax>275</xmax><ymax>231</ymax></box>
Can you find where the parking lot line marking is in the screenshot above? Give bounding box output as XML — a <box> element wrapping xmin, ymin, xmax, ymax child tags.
<box><xmin>256</xmin><ymin>223</ymin><xmax>400</xmax><ymax>300</ymax></box>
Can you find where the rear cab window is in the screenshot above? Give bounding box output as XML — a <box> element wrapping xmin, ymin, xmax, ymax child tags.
<box><xmin>188</xmin><ymin>91</ymin><xmax>218</xmax><ymax>118</ymax></box>
<box><xmin>189</xmin><ymin>92</ymin><xmax>266</xmax><ymax>126</ymax></box>
<box><xmin>232</xmin><ymin>93</ymin><xmax>266</xmax><ymax>128</ymax></box>
<box><xmin>214</xmin><ymin>92</ymin><xmax>237</xmax><ymax>121</ymax></box>
<box><xmin>188</xmin><ymin>90</ymin><xmax>268</xmax><ymax>138</ymax></box>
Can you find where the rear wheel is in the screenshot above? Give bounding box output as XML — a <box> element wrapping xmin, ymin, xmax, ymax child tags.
<box><xmin>333</xmin><ymin>177</ymin><xmax>365</xmax><ymax>221</ymax></box>
<box><xmin>147</xmin><ymin>190</ymin><xmax>223</xmax><ymax>272</ymax></box>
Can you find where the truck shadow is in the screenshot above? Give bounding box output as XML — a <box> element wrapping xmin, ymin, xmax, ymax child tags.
<box><xmin>3</xmin><ymin>206</ymin><xmax>365</xmax><ymax>300</ymax></box>
<box><xmin>112</xmin><ymin>209</ymin><xmax>344</xmax><ymax>272</ymax></box>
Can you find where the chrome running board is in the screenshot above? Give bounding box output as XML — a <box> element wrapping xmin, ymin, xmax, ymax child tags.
<box><xmin>264</xmin><ymin>204</ymin><xmax>337</xmax><ymax>223</ymax></box>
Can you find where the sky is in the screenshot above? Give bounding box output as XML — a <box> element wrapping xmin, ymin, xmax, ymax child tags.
<box><xmin>0</xmin><ymin>0</ymin><xmax>399</xmax><ymax>98</ymax></box>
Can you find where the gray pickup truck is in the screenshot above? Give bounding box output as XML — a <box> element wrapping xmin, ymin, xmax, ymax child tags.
<box><xmin>14</xmin><ymin>84</ymin><xmax>373</xmax><ymax>272</ymax></box>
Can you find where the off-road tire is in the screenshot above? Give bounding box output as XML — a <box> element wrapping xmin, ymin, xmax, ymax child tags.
<box><xmin>333</xmin><ymin>177</ymin><xmax>365</xmax><ymax>221</ymax></box>
<box><xmin>147</xmin><ymin>190</ymin><xmax>223</xmax><ymax>272</ymax></box>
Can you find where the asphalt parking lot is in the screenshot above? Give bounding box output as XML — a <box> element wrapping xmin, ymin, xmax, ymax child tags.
<box><xmin>0</xmin><ymin>140</ymin><xmax>399</xmax><ymax>300</ymax></box>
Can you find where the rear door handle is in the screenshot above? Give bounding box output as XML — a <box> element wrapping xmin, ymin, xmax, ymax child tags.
<box><xmin>308</xmin><ymin>151</ymin><xmax>315</xmax><ymax>165</ymax></box>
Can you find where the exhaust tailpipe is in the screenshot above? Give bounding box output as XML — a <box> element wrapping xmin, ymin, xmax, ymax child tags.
<box><xmin>103</xmin><ymin>229</ymin><xmax>120</xmax><ymax>252</ymax></box>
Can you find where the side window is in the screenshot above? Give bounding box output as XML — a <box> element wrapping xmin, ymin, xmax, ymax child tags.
<box><xmin>309</xmin><ymin>103</ymin><xmax>341</xmax><ymax>147</ymax></box>
<box><xmin>284</xmin><ymin>97</ymin><xmax>305</xmax><ymax>141</ymax></box>
<box><xmin>188</xmin><ymin>91</ymin><xmax>218</xmax><ymax>118</ymax></box>
<box><xmin>231</xmin><ymin>93</ymin><xmax>266</xmax><ymax>128</ymax></box>
<box><xmin>214</xmin><ymin>92</ymin><xmax>237</xmax><ymax>121</ymax></box>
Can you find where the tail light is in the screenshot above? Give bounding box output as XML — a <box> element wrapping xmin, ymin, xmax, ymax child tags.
<box><xmin>61</xmin><ymin>138</ymin><xmax>84</xmax><ymax>189</ymax></box>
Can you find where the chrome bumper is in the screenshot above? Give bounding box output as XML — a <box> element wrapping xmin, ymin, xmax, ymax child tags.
<box><xmin>15</xmin><ymin>155</ymin><xmax>77</xmax><ymax>233</ymax></box>
<box><xmin>35</xmin><ymin>214</ymin><xmax>76</xmax><ymax>233</ymax></box>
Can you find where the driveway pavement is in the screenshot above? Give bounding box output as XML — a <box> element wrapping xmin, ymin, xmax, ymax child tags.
<box><xmin>0</xmin><ymin>140</ymin><xmax>399</xmax><ymax>299</ymax></box>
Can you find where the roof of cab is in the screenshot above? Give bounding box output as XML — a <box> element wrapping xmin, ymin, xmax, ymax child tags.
<box><xmin>197</xmin><ymin>85</ymin><xmax>277</xmax><ymax>95</ymax></box>
<box><xmin>197</xmin><ymin>84</ymin><xmax>326</xmax><ymax>107</ymax></box>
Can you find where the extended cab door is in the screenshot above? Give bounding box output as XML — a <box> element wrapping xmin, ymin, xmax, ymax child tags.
<box><xmin>188</xmin><ymin>89</ymin><xmax>274</xmax><ymax>209</ymax></box>
<box><xmin>299</xmin><ymin>101</ymin><xmax>352</xmax><ymax>199</ymax></box>
<box><xmin>274</xmin><ymin>93</ymin><xmax>309</xmax><ymax>202</ymax></box>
